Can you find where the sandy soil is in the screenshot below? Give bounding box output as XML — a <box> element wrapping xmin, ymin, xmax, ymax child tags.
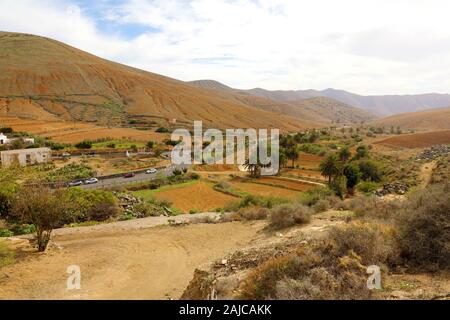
<box><xmin>0</xmin><ymin>218</ymin><xmax>264</xmax><ymax>300</ymax></box>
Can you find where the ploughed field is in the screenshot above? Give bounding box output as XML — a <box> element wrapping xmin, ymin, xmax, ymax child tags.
<box><xmin>0</xmin><ymin>117</ymin><xmax>166</xmax><ymax>143</ymax></box>
<box><xmin>375</xmin><ymin>130</ymin><xmax>450</xmax><ymax>149</ymax></box>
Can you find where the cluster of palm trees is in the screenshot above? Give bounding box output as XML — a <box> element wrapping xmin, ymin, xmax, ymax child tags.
<box><xmin>319</xmin><ymin>145</ymin><xmax>375</xmax><ymax>197</ymax></box>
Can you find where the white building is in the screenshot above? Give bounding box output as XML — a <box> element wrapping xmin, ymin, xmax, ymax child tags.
<box><xmin>0</xmin><ymin>133</ymin><xmax>9</xmax><ymax>145</ymax></box>
<box><xmin>0</xmin><ymin>147</ymin><xmax>51</xmax><ymax>167</ymax></box>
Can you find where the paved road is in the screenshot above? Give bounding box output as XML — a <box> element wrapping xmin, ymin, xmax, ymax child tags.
<box><xmin>80</xmin><ymin>164</ymin><xmax>189</xmax><ymax>190</ymax></box>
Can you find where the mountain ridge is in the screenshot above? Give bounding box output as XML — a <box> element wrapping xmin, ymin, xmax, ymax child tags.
<box><xmin>0</xmin><ymin>31</ymin><xmax>319</xmax><ymax>131</ymax></box>
<box><xmin>190</xmin><ymin>80</ymin><xmax>450</xmax><ymax>116</ymax></box>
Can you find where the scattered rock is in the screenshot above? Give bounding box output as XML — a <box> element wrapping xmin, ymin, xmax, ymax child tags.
<box><xmin>375</xmin><ymin>182</ymin><xmax>409</xmax><ymax>196</ymax></box>
<box><xmin>415</xmin><ymin>145</ymin><xmax>450</xmax><ymax>161</ymax></box>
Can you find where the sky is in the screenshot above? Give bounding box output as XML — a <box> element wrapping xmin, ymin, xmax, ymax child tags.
<box><xmin>1</xmin><ymin>0</ymin><xmax>450</xmax><ymax>95</ymax></box>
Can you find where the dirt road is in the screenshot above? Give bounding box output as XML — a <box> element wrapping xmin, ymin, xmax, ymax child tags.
<box><xmin>0</xmin><ymin>220</ymin><xmax>264</xmax><ymax>300</ymax></box>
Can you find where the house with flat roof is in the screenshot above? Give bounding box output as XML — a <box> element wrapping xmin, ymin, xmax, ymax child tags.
<box><xmin>0</xmin><ymin>133</ymin><xmax>9</xmax><ymax>145</ymax></box>
<box><xmin>0</xmin><ymin>147</ymin><xmax>51</xmax><ymax>167</ymax></box>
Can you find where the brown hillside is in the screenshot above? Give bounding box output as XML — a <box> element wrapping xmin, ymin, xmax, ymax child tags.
<box><xmin>0</xmin><ymin>32</ymin><xmax>319</xmax><ymax>131</ymax></box>
<box><xmin>374</xmin><ymin>130</ymin><xmax>450</xmax><ymax>149</ymax></box>
<box><xmin>189</xmin><ymin>81</ymin><xmax>375</xmax><ymax>125</ymax></box>
<box><xmin>372</xmin><ymin>107</ymin><xmax>450</xmax><ymax>131</ymax></box>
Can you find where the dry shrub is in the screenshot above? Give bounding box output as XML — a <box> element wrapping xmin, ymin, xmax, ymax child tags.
<box><xmin>190</xmin><ymin>215</ymin><xmax>218</xmax><ymax>224</ymax></box>
<box><xmin>348</xmin><ymin>195</ymin><xmax>402</xmax><ymax>221</ymax></box>
<box><xmin>312</xmin><ymin>196</ymin><xmax>342</xmax><ymax>213</ymax></box>
<box><xmin>396</xmin><ymin>184</ymin><xmax>450</xmax><ymax>270</ymax></box>
<box><xmin>239</xmin><ymin>248</ymin><xmax>321</xmax><ymax>299</ymax></box>
<box><xmin>269</xmin><ymin>203</ymin><xmax>312</xmax><ymax>230</ymax></box>
<box><xmin>239</xmin><ymin>246</ymin><xmax>370</xmax><ymax>300</ymax></box>
<box><xmin>328</xmin><ymin>221</ymin><xmax>399</xmax><ymax>266</ymax></box>
<box><xmin>238</xmin><ymin>207</ymin><xmax>270</xmax><ymax>221</ymax></box>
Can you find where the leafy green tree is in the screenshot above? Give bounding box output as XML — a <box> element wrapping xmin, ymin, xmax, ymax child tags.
<box><xmin>279</xmin><ymin>149</ymin><xmax>288</xmax><ymax>169</ymax></box>
<box><xmin>343</xmin><ymin>163</ymin><xmax>361</xmax><ymax>194</ymax></box>
<box><xmin>75</xmin><ymin>140</ymin><xmax>93</xmax><ymax>149</ymax></box>
<box><xmin>286</xmin><ymin>146</ymin><xmax>299</xmax><ymax>167</ymax></box>
<box><xmin>354</xmin><ymin>145</ymin><xmax>369</xmax><ymax>160</ymax></box>
<box><xmin>358</xmin><ymin>159</ymin><xmax>383</xmax><ymax>182</ymax></box>
<box><xmin>338</xmin><ymin>147</ymin><xmax>352</xmax><ymax>163</ymax></box>
<box><xmin>319</xmin><ymin>153</ymin><xmax>341</xmax><ymax>183</ymax></box>
<box><xmin>146</xmin><ymin>141</ymin><xmax>156</xmax><ymax>149</ymax></box>
<box><xmin>12</xmin><ymin>187</ymin><xmax>70</xmax><ymax>252</ymax></box>
<box><xmin>330</xmin><ymin>175</ymin><xmax>348</xmax><ymax>199</ymax></box>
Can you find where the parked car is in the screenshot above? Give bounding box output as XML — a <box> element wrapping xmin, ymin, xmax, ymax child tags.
<box><xmin>123</xmin><ymin>172</ymin><xmax>135</xmax><ymax>178</ymax></box>
<box><xmin>62</xmin><ymin>152</ymin><xmax>71</xmax><ymax>158</ymax></box>
<box><xmin>146</xmin><ymin>168</ymin><xmax>157</xmax><ymax>174</ymax></box>
<box><xmin>67</xmin><ymin>180</ymin><xmax>83</xmax><ymax>187</ymax></box>
<box><xmin>84</xmin><ymin>178</ymin><xmax>99</xmax><ymax>185</ymax></box>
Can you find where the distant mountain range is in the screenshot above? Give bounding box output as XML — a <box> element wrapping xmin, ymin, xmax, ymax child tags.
<box><xmin>188</xmin><ymin>80</ymin><xmax>376</xmax><ymax>124</ymax></box>
<box><xmin>190</xmin><ymin>80</ymin><xmax>450</xmax><ymax>116</ymax></box>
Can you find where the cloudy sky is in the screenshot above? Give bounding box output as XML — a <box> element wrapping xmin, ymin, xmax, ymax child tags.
<box><xmin>1</xmin><ymin>0</ymin><xmax>450</xmax><ymax>95</ymax></box>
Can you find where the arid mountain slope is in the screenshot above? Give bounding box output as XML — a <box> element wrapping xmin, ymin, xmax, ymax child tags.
<box><xmin>246</xmin><ymin>88</ymin><xmax>450</xmax><ymax>116</ymax></box>
<box><xmin>0</xmin><ymin>32</ymin><xmax>318</xmax><ymax>131</ymax></box>
<box><xmin>372</xmin><ymin>107</ymin><xmax>450</xmax><ymax>131</ymax></box>
<box><xmin>191</xmin><ymin>81</ymin><xmax>450</xmax><ymax>116</ymax></box>
<box><xmin>189</xmin><ymin>80</ymin><xmax>375</xmax><ymax>124</ymax></box>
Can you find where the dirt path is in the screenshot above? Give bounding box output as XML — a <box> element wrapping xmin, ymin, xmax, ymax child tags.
<box><xmin>0</xmin><ymin>221</ymin><xmax>264</xmax><ymax>300</ymax></box>
<box><xmin>419</xmin><ymin>160</ymin><xmax>437</xmax><ymax>188</ymax></box>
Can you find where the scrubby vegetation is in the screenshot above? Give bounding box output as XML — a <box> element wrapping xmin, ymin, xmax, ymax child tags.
<box><xmin>268</xmin><ymin>203</ymin><xmax>312</xmax><ymax>230</ymax></box>
<box><xmin>44</xmin><ymin>163</ymin><xmax>96</xmax><ymax>183</ymax></box>
<box><xmin>235</xmin><ymin>180</ymin><xmax>450</xmax><ymax>300</ymax></box>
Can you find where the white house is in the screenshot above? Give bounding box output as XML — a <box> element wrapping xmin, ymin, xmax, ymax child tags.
<box><xmin>0</xmin><ymin>147</ymin><xmax>51</xmax><ymax>167</ymax></box>
<box><xmin>0</xmin><ymin>133</ymin><xmax>9</xmax><ymax>145</ymax></box>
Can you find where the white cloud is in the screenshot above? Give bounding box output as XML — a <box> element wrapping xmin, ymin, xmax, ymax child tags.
<box><xmin>1</xmin><ymin>0</ymin><xmax>450</xmax><ymax>95</ymax></box>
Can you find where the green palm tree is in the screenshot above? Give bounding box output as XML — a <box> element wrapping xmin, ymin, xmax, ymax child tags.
<box><xmin>319</xmin><ymin>153</ymin><xmax>341</xmax><ymax>184</ymax></box>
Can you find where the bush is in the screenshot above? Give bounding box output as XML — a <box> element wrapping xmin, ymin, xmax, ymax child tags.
<box><xmin>132</xmin><ymin>202</ymin><xmax>166</xmax><ymax>218</ymax></box>
<box><xmin>329</xmin><ymin>176</ymin><xmax>347</xmax><ymax>199</ymax></box>
<box><xmin>156</xmin><ymin>127</ymin><xmax>170</xmax><ymax>133</ymax></box>
<box><xmin>65</xmin><ymin>188</ymin><xmax>119</xmax><ymax>223</ymax></box>
<box><xmin>45</xmin><ymin>163</ymin><xmax>95</xmax><ymax>183</ymax></box>
<box><xmin>357</xmin><ymin>181</ymin><xmax>380</xmax><ymax>194</ymax></box>
<box><xmin>299</xmin><ymin>187</ymin><xmax>334</xmax><ymax>206</ymax></box>
<box><xmin>269</xmin><ymin>203</ymin><xmax>312</xmax><ymax>230</ymax></box>
<box><xmin>312</xmin><ymin>199</ymin><xmax>331</xmax><ymax>213</ymax></box>
<box><xmin>75</xmin><ymin>140</ymin><xmax>93</xmax><ymax>149</ymax></box>
<box><xmin>172</xmin><ymin>168</ymin><xmax>183</xmax><ymax>176</ymax></box>
<box><xmin>0</xmin><ymin>229</ymin><xmax>14</xmax><ymax>237</ymax></box>
<box><xmin>234</xmin><ymin>207</ymin><xmax>270</xmax><ymax>221</ymax></box>
<box><xmin>358</xmin><ymin>159</ymin><xmax>383</xmax><ymax>182</ymax></box>
<box><xmin>224</xmin><ymin>195</ymin><xmax>288</xmax><ymax>212</ymax></box>
<box><xmin>240</xmin><ymin>246</ymin><xmax>370</xmax><ymax>300</ymax></box>
<box><xmin>348</xmin><ymin>195</ymin><xmax>401</xmax><ymax>221</ymax></box>
<box><xmin>11</xmin><ymin>187</ymin><xmax>71</xmax><ymax>252</ymax></box>
<box><xmin>328</xmin><ymin>221</ymin><xmax>399</xmax><ymax>266</ymax></box>
<box><xmin>396</xmin><ymin>184</ymin><xmax>450</xmax><ymax>270</ymax></box>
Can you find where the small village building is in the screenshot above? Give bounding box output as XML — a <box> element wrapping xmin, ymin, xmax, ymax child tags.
<box><xmin>0</xmin><ymin>147</ymin><xmax>51</xmax><ymax>167</ymax></box>
<box><xmin>0</xmin><ymin>133</ymin><xmax>9</xmax><ymax>145</ymax></box>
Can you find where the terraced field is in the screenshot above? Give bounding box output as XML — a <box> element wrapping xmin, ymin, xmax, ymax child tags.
<box><xmin>0</xmin><ymin>117</ymin><xmax>166</xmax><ymax>143</ymax></box>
